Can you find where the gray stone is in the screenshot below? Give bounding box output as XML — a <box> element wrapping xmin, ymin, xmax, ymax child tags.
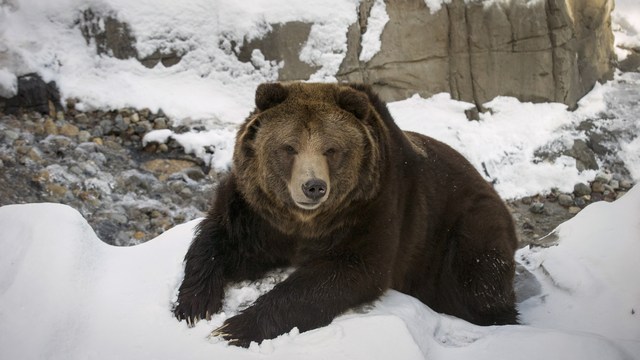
<box><xmin>59</xmin><ymin>123</ymin><xmax>80</xmax><ymax>137</ymax></box>
<box><xmin>153</xmin><ymin>117</ymin><xmax>168</xmax><ymax>130</ymax></box>
<box><xmin>78</xmin><ymin>130</ymin><xmax>91</xmax><ymax>143</ymax></box>
<box><xmin>183</xmin><ymin>167</ymin><xmax>206</xmax><ymax>181</ymax></box>
<box><xmin>619</xmin><ymin>179</ymin><xmax>632</xmax><ymax>190</ymax></box>
<box><xmin>591</xmin><ymin>181</ymin><xmax>605</xmax><ymax>193</ymax></box>
<box><xmin>529</xmin><ymin>202</ymin><xmax>545</xmax><ymax>214</ymax></box>
<box><xmin>179</xmin><ymin>187</ymin><xmax>193</xmax><ymax>198</ymax></box>
<box><xmin>114</xmin><ymin>114</ymin><xmax>129</xmax><ymax>132</ymax></box>
<box><xmin>573</xmin><ymin>182</ymin><xmax>591</xmax><ymax>197</ymax></box>
<box><xmin>608</xmin><ymin>179</ymin><xmax>619</xmax><ymax>190</ymax></box>
<box><xmin>79</xmin><ymin>161</ymin><xmax>99</xmax><ymax>176</ymax></box>
<box><xmin>134</xmin><ymin>121</ymin><xmax>153</xmax><ymax>135</ymax></box>
<box><xmin>557</xmin><ymin>194</ymin><xmax>573</xmax><ymax>207</ymax></box>
<box><xmin>567</xmin><ymin>139</ymin><xmax>598</xmax><ymax>171</ymax></box>
<box><xmin>74</xmin><ymin>113</ymin><xmax>89</xmax><ymax>124</ymax></box>
<box><xmin>574</xmin><ymin>196</ymin><xmax>587</xmax><ymax>208</ymax></box>
<box><xmin>91</xmin><ymin>126</ymin><xmax>104</xmax><ymax>137</ymax></box>
<box><xmin>4</xmin><ymin>74</ymin><xmax>61</xmax><ymax>115</ymax></box>
<box><xmin>595</xmin><ymin>171</ymin><xmax>613</xmax><ymax>184</ymax></box>
<box><xmin>139</xmin><ymin>49</ymin><xmax>183</xmax><ymax>68</ymax></box>
<box><xmin>99</xmin><ymin>119</ymin><xmax>113</xmax><ymax>134</ymax></box>
<box><xmin>4</xmin><ymin>130</ymin><xmax>19</xmax><ymax>142</ymax></box>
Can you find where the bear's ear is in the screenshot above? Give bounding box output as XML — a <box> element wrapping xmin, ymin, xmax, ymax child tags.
<box><xmin>255</xmin><ymin>82</ymin><xmax>289</xmax><ymax>112</ymax></box>
<box><xmin>336</xmin><ymin>86</ymin><xmax>370</xmax><ymax>120</ymax></box>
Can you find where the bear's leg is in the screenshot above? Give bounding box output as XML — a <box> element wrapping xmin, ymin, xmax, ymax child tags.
<box><xmin>443</xmin><ymin>205</ymin><xmax>519</xmax><ymax>325</ymax></box>
<box><xmin>174</xmin><ymin>213</ymin><xmax>289</xmax><ymax>325</ymax></box>
<box><xmin>174</xmin><ymin>179</ymin><xmax>290</xmax><ymax>325</ymax></box>
<box><xmin>213</xmin><ymin>255</ymin><xmax>386</xmax><ymax>347</ymax></box>
<box><xmin>173</xmin><ymin>217</ymin><xmax>226</xmax><ymax>325</ymax></box>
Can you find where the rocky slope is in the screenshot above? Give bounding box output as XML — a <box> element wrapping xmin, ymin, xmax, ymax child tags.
<box><xmin>0</xmin><ymin>103</ymin><xmax>216</xmax><ymax>245</ymax></box>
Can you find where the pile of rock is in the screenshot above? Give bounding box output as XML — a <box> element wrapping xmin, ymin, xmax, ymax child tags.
<box><xmin>0</xmin><ymin>106</ymin><xmax>215</xmax><ymax>246</ymax></box>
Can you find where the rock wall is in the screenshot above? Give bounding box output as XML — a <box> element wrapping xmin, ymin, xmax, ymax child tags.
<box><xmin>77</xmin><ymin>0</ymin><xmax>616</xmax><ymax>109</ymax></box>
<box><xmin>337</xmin><ymin>0</ymin><xmax>616</xmax><ymax>109</ymax></box>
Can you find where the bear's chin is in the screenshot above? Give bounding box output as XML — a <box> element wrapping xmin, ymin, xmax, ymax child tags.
<box><xmin>294</xmin><ymin>201</ymin><xmax>323</xmax><ymax>211</ymax></box>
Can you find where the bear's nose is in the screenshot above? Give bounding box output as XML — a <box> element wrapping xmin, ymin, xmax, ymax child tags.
<box><xmin>302</xmin><ymin>179</ymin><xmax>327</xmax><ymax>201</ymax></box>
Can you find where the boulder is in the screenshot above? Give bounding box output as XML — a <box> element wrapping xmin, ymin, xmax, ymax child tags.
<box><xmin>3</xmin><ymin>74</ymin><xmax>61</xmax><ymax>115</ymax></box>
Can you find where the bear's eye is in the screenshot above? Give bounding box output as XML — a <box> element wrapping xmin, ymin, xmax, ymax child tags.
<box><xmin>283</xmin><ymin>145</ymin><xmax>298</xmax><ymax>155</ymax></box>
<box><xmin>324</xmin><ymin>148</ymin><xmax>337</xmax><ymax>156</ymax></box>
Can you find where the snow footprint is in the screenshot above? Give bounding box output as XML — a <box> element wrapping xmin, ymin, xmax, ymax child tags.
<box><xmin>433</xmin><ymin>322</ymin><xmax>483</xmax><ymax>347</ymax></box>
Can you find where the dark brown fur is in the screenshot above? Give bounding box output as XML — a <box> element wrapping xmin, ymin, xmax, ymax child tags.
<box><xmin>173</xmin><ymin>82</ymin><xmax>519</xmax><ymax>347</ymax></box>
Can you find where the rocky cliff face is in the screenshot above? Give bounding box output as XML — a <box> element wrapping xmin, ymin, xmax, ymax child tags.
<box><xmin>338</xmin><ymin>0</ymin><xmax>615</xmax><ymax>109</ymax></box>
<box><xmin>223</xmin><ymin>0</ymin><xmax>615</xmax><ymax>109</ymax></box>
<box><xmin>73</xmin><ymin>0</ymin><xmax>617</xmax><ymax>109</ymax></box>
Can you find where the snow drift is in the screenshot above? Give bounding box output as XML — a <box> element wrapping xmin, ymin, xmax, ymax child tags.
<box><xmin>0</xmin><ymin>186</ymin><xmax>638</xmax><ymax>359</ymax></box>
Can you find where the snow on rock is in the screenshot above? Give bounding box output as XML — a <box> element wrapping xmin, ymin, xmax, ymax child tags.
<box><xmin>143</xmin><ymin>127</ymin><xmax>237</xmax><ymax>171</ymax></box>
<box><xmin>423</xmin><ymin>0</ymin><xmax>451</xmax><ymax>14</ymax></box>
<box><xmin>1</xmin><ymin>186</ymin><xmax>639</xmax><ymax>359</ymax></box>
<box><xmin>358</xmin><ymin>0</ymin><xmax>389</xmax><ymax>62</ymax></box>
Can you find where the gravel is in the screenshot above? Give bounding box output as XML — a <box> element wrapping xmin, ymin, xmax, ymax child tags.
<box><xmin>0</xmin><ymin>107</ymin><xmax>216</xmax><ymax>246</ymax></box>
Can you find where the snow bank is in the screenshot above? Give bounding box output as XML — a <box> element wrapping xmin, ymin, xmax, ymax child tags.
<box><xmin>1</xmin><ymin>186</ymin><xmax>639</xmax><ymax>359</ymax></box>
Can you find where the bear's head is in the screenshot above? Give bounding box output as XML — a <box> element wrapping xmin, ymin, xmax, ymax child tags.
<box><xmin>233</xmin><ymin>82</ymin><xmax>384</xmax><ymax>230</ymax></box>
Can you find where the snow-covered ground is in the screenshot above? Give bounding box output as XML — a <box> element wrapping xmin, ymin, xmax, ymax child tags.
<box><xmin>0</xmin><ymin>185</ymin><xmax>638</xmax><ymax>360</ymax></box>
<box><xmin>1</xmin><ymin>0</ymin><xmax>640</xmax><ymax>358</ymax></box>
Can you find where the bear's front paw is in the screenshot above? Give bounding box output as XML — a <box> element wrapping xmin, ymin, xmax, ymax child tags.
<box><xmin>212</xmin><ymin>309</ymin><xmax>267</xmax><ymax>348</ymax></box>
<box><xmin>173</xmin><ymin>286</ymin><xmax>223</xmax><ymax>327</ymax></box>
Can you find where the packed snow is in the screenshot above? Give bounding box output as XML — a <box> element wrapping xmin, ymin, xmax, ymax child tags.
<box><xmin>1</xmin><ymin>0</ymin><xmax>640</xmax><ymax>358</ymax></box>
<box><xmin>1</xmin><ymin>186</ymin><xmax>638</xmax><ymax>359</ymax></box>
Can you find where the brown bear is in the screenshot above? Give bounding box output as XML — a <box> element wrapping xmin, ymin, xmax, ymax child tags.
<box><xmin>173</xmin><ymin>82</ymin><xmax>519</xmax><ymax>347</ymax></box>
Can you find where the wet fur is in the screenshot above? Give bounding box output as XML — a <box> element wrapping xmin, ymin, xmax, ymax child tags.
<box><xmin>173</xmin><ymin>82</ymin><xmax>519</xmax><ymax>347</ymax></box>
